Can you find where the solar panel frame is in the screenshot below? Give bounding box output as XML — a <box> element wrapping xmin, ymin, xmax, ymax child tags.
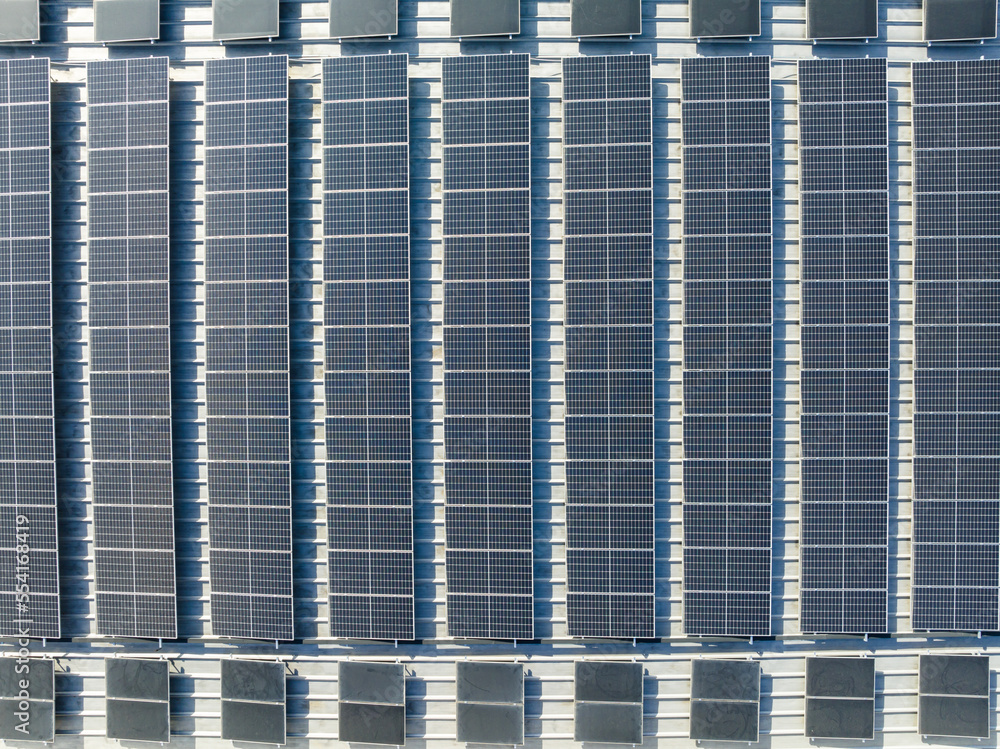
<box><xmin>221</xmin><ymin>659</ymin><xmax>287</xmax><ymax>745</ymax></box>
<box><xmin>338</xmin><ymin>661</ymin><xmax>406</xmax><ymax>746</ymax></box>
<box><xmin>0</xmin><ymin>658</ymin><xmax>55</xmax><ymax>742</ymax></box>
<box><xmin>573</xmin><ymin>661</ymin><xmax>644</xmax><ymax>745</ymax></box>
<box><xmin>689</xmin><ymin>660</ymin><xmax>761</xmax><ymax>743</ymax></box>
<box><xmin>204</xmin><ymin>55</ymin><xmax>294</xmax><ymax>642</ymax></box>
<box><xmin>923</xmin><ymin>0</ymin><xmax>998</xmax><ymax>41</ymax></box>
<box><xmin>689</xmin><ymin>0</ymin><xmax>762</xmax><ymax>38</ymax></box>
<box><xmin>86</xmin><ymin>57</ymin><xmax>177</xmax><ymax>641</ymax></box>
<box><xmin>805</xmin><ymin>0</ymin><xmax>879</xmax><ymax>40</ymax></box>
<box><xmin>569</xmin><ymin>0</ymin><xmax>642</xmax><ymax>37</ymax></box>
<box><xmin>561</xmin><ymin>54</ymin><xmax>656</xmax><ymax>640</ymax></box>
<box><xmin>104</xmin><ymin>658</ymin><xmax>171</xmax><ymax>743</ymax></box>
<box><xmin>329</xmin><ymin>0</ymin><xmax>398</xmax><ymax>38</ymax></box>
<box><xmin>339</xmin><ymin>662</ymin><xmax>405</xmax><ymax>704</ymax></box>
<box><xmin>93</xmin><ymin>0</ymin><xmax>160</xmax><ymax>42</ymax></box>
<box><xmin>211</xmin><ymin>0</ymin><xmax>279</xmax><ymax>40</ymax></box>
<box><xmin>911</xmin><ymin>59</ymin><xmax>1000</xmax><ymax>633</ymax></box>
<box><xmin>804</xmin><ymin>657</ymin><xmax>876</xmax><ymax>740</ymax></box>
<box><xmin>441</xmin><ymin>53</ymin><xmax>534</xmax><ymax>641</ymax></box>
<box><xmin>0</xmin><ymin>0</ymin><xmax>40</xmax><ymax>42</ymax></box>
<box><xmin>918</xmin><ymin>654</ymin><xmax>990</xmax><ymax>738</ymax></box>
<box><xmin>797</xmin><ymin>58</ymin><xmax>890</xmax><ymax>636</ymax></box>
<box><xmin>449</xmin><ymin>0</ymin><xmax>521</xmax><ymax>37</ymax></box>
<box><xmin>0</xmin><ymin>58</ymin><xmax>59</xmax><ymax>640</ymax></box>
<box><xmin>456</xmin><ymin>662</ymin><xmax>524</xmax><ymax>705</ymax></box>
<box><xmin>680</xmin><ymin>56</ymin><xmax>773</xmax><ymax>638</ymax></box>
<box><xmin>322</xmin><ymin>54</ymin><xmax>415</xmax><ymax>643</ymax></box>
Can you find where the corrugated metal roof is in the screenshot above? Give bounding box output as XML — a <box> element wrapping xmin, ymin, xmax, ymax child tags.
<box><xmin>3</xmin><ymin>0</ymin><xmax>1000</xmax><ymax>745</ymax></box>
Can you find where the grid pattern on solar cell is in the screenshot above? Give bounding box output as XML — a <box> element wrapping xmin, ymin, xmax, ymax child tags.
<box><xmin>911</xmin><ymin>60</ymin><xmax>1000</xmax><ymax>632</ymax></box>
<box><xmin>86</xmin><ymin>58</ymin><xmax>176</xmax><ymax>640</ymax></box>
<box><xmin>0</xmin><ymin>59</ymin><xmax>59</xmax><ymax>639</ymax></box>
<box><xmin>680</xmin><ymin>56</ymin><xmax>772</xmax><ymax>637</ymax></box>
<box><xmin>797</xmin><ymin>58</ymin><xmax>890</xmax><ymax>635</ymax></box>
<box><xmin>203</xmin><ymin>56</ymin><xmax>293</xmax><ymax>641</ymax></box>
<box><xmin>562</xmin><ymin>55</ymin><xmax>655</xmax><ymax>638</ymax></box>
<box><xmin>441</xmin><ymin>54</ymin><xmax>534</xmax><ymax>640</ymax></box>
<box><xmin>322</xmin><ymin>54</ymin><xmax>414</xmax><ymax>641</ymax></box>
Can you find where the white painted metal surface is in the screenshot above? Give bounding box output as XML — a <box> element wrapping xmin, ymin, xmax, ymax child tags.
<box><xmin>3</xmin><ymin>0</ymin><xmax>999</xmax><ymax>744</ymax></box>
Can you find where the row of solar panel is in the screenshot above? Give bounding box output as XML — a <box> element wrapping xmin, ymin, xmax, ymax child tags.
<box><xmin>2</xmin><ymin>0</ymin><xmax>996</xmax><ymax>42</ymax></box>
<box><xmin>560</xmin><ymin>54</ymin><xmax>656</xmax><ymax>641</ymax></box>
<box><xmin>440</xmin><ymin>54</ymin><xmax>536</xmax><ymax>640</ymax></box>
<box><xmin>795</xmin><ymin>57</ymin><xmax>891</xmax><ymax>637</ymax></box>
<box><xmin>0</xmin><ymin>655</ymin><xmax>989</xmax><ymax>745</ymax></box>
<box><xmin>2</xmin><ymin>54</ymin><xmax>998</xmax><ymax>645</ymax></box>
<box><xmin>680</xmin><ymin>55</ymin><xmax>775</xmax><ymax>639</ymax></box>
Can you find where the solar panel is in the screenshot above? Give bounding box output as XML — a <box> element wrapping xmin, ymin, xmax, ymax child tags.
<box><xmin>562</xmin><ymin>54</ymin><xmax>655</xmax><ymax>639</ymax></box>
<box><xmin>456</xmin><ymin>662</ymin><xmax>524</xmax><ymax>745</ymax></box>
<box><xmin>0</xmin><ymin>58</ymin><xmax>59</xmax><ymax>641</ymax></box>
<box><xmin>221</xmin><ymin>660</ymin><xmax>287</xmax><ymax>745</ymax></box>
<box><xmin>689</xmin><ymin>0</ymin><xmax>761</xmax><ymax>37</ymax></box>
<box><xmin>680</xmin><ymin>56</ymin><xmax>772</xmax><ymax>637</ymax></box>
<box><xmin>330</xmin><ymin>0</ymin><xmax>397</xmax><ymax>37</ymax></box>
<box><xmin>212</xmin><ymin>0</ymin><xmax>279</xmax><ymax>40</ymax></box>
<box><xmin>570</xmin><ymin>0</ymin><xmax>642</xmax><ymax>37</ymax></box>
<box><xmin>924</xmin><ymin>0</ymin><xmax>998</xmax><ymax>40</ymax></box>
<box><xmin>0</xmin><ymin>0</ymin><xmax>39</xmax><ymax>41</ymax></box>
<box><xmin>797</xmin><ymin>58</ymin><xmax>889</xmax><ymax>635</ymax></box>
<box><xmin>93</xmin><ymin>0</ymin><xmax>159</xmax><ymax>42</ymax></box>
<box><xmin>322</xmin><ymin>54</ymin><xmax>414</xmax><ymax>643</ymax></box>
<box><xmin>204</xmin><ymin>56</ymin><xmax>293</xmax><ymax>641</ymax></box>
<box><xmin>689</xmin><ymin>660</ymin><xmax>761</xmax><ymax>743</ymax></box>
<box><xmin>573</xmin><ymin>662</ymin><xmax>643</xmax><ymax>744</ymax></box>
<box><xmin>0</xmin><ymin>658</ymin><xmax>54</xmax><ymax>742</ymax></box>
<box><xmin>338</xmin><ymin>662</ymin><xmax>406</xmax><ymax>746</ymax></box>
<box><xmin>441</xmin><ymin>54</ymin><xmax>534</xmax><ymax>641</ymax></box>
<box><xmin>806</xmin><ymin>0</ymin><xmax>878</xmax><ymax>39</ymax></box>
<box><xmin>911</xmin><ymin>60</ymin><xmax>1000</xmax><ymax>632</ymax></box>
<box><xmin>86</xmin><ymin>57</ymin><xmax>176</xmax><ymax>641</ymax></box>
<box><xmin>105</xmin><ymin>659</ymin><xmax>170</xmax><ymax>743</ymax></box>
<box><xmin>918</xmin><ymin>655</ymin><xmax>990</xmax><ymax>738</ymax></box>
<box><xmin>804</xmin><ymin>657</ymin><xmax>876</xmax><ymax>740</ymax></box>
<box><xmin>450</xmin><ymin>0</ymin><xmax>520</xmax><ymax>36</ymax></box>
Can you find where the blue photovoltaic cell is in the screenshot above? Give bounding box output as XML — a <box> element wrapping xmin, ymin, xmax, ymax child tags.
<box><xmin>798</xmin><ymin>58</ymin><xmax>889</xmax><ymax>635</ymax></box>
<box><xmin>323</xmin><ymin>54</ymin><xmax>414</xmax><ymax>641</ymax></box>
<box><xmin>563</xmin><ymin>55</ymin><xmax>655</xmax><ymax>639</ymax></box>
<box><xmin>0</xmin><ymin>58</ymin><xmax>59</xmax><ymax>639</ymax></box>
<box><xmin>441</xmin><ymin>54</ymin><xmax>534</xmax><ymax>640</ymax></box>
<box><xmin>911</xmin><ymin>60</ymin><xmax>1000</xmax><ymax>632</ymax></box>
<box><xmin>204</xmin><ymin>56</ymin><xmax>294</xmax><ymax>641</ymax></box>
<box><xmin>681</xmin><ymin>56</ymin><xmax>772</xmax><ymax>637</ymax></box>
<box><xmin>87</xmin><ymin>57</ymin><xmax>177</xmax><ymax>639</ymax></box>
